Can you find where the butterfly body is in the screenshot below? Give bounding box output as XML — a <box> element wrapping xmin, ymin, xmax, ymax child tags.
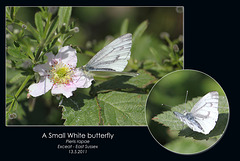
<box><xmin>173</xmin><ymin>91</ymin><xmax>219</xmax><ymax>135</ymax></box>
<box><xmin>174</xmin><ymin>111</ymin><xmax>204</xmax><ymax>133</ymax></box>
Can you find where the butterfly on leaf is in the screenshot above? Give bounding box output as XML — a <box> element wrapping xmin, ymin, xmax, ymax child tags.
<box><xmin>173</xmin><ymin>91</ymin><xmax>219</xmax><ymax>135</ymax></box>
<box><xmin>80</xmin><ymin>33</ymin><xmax>138</xmax><ymax>78</ymax></box>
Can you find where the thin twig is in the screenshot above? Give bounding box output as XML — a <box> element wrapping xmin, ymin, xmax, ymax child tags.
<box><xmin>95</xmin><ymin>96</ymin><xmax>104</xmax><ymax>125</ymax></box>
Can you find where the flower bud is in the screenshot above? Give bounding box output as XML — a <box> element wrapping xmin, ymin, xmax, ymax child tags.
<box><xmin>160</xmin><ymin>32</ymin><xmax>170</xmax><ymax>39</ymax></box>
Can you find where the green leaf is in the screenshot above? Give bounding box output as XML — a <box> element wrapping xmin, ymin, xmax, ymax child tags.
<box><xmin>132</xmin><ymin>20</ymin><xmax>148</xmax><ymax>43</ymax></box>
<box><xmin>48</xmin><ymin>36</ymin><xmax>59</xmax><ymax>50</ymax></box>
<box><xmin>35</xmin><ymin>12</ymin><xmax>44</xmax><ymax>37</ymax></box>
<box><xmin>9</xmin><ymin>73</ymin><xmax>25</xmax><ymax>83</ymax></box>
<box><xmin>58</xmin><ymin>7</ymin><xmax>72</xmax><ymax>30</ymax></box>
<box><xmin>91</xmin><ymin>69</ymin><xmax>156</xmax><ymax>94</ymax></box>
<box><xmin>120</xmin><ymin>18</ymin><xmax>129</xmax><ymax>35</ymax></box>
<box><xmin>98</xmin><ymin>91</ymin><xmax>147</xmax><ymax>125</ymax></box>
<box><xmin>6</xmin><ymin>95</ymin><xmax>14</xmax><ymax>104</ymax></box>
<box><xmin>60</xmin><ymin>93</ymin><xmax>100</xmax><ymax>125</ymax></box>
<box><xmin>165</xmin><ymin>137</ymin><xmax>211</xmax><ymax>154</ymax></box>
<box><xmin>7</xmin><ymin>100</ymin><xmax>19</xmax><ymax>116</ymax></box>
<box><xmin>7</xmin><ymin>7</ymin><xmax>20</xmax><ymax>22</ymax></box>
<box><xmin>152</xmin><ymin>94</ymin><xmax>229</xmax><ymax>140</ymax></box>
<box><xmin>6</xmin><ymin>7</ymin><xmax>11</xmax><ymax>21</ymax></box>
<box><xmin>60</xmin><ymin>69</ymin><xmax>155</xmax><ymax>126</ymax></box>
<box><xmin>7</xmin><ymin>46</ymin><xmax>28</xmax><ymax>59</ymax></box>
<box><xmin>125</xmin><ymin>69</ymin><xmax>157</xmax><ymax>88</ymax></box>
<box><xmin>60</xmin><ymin>91</ymin><xmax>147</xmax><ymax>126</ymax></box>
<box><xmin>26</xmin><ymin>22</ymin><xmax>41</xmax><ymax>42</ymax></box>
<box><xmin>45</xmin><ymin>16</ymin><xmax>59</xmax><ymax>40</ymax></box>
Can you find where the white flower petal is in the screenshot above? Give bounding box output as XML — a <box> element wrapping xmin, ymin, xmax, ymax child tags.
<box><xmin>55</xmin><ymin>46</ymin><xmax>77</xmax><ymax>67</ymax></box>
<box><xmin>51</xmin><ymin>84</ymin><xmax>77</xmax><ymax>98</ymax></box>
<box><xmin>33</xmin><ymin>64</ymin><xmax>51</xmax><ymax>76</ymax></box>
<box><xmin>28</xmin><ymin>77</ymin><xmax>53</xmax><ymax>97</ymax></box>
<box><xmin>72</xmin><ymin>68</ymin><xmax>93</xmax><ymax>88</ymax></box>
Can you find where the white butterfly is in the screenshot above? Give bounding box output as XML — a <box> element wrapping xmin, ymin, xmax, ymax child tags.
<box><xmin>81</xmin><ymin>33</ymin><xmax>138</xmax><ymax>77</ymax></box>
<box><xmin>173</xmin><ymin>91</ymin><xmax>219</xmax><ymax>135</ymax></box>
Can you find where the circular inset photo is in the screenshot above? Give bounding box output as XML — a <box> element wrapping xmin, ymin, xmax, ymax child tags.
<box><xmin>146</xmin><ymin>69</ymin><xmax>229</xmax><ymax>155</ymax></box>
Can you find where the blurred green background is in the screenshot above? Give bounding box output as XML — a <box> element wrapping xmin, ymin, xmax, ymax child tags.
<box><xmin>16</xmin><ymin>7</ymin><xmax>183</xmax><ymax>43</ymax></box>
<box><xmin>146</xmin><ymin>69</ymin><xmax>227</xmax><ymax>154</ymax></box>
<box><xmin>6</xmin><ymin>7</ymin><xmax>183</xmax><ymax>125</ymax></box>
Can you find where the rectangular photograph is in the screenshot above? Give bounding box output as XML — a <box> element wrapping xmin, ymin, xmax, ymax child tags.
<box><xmin>6</xmin><ymin>6</ymin><xmax>184</xmax><ymax>126</ymax></box>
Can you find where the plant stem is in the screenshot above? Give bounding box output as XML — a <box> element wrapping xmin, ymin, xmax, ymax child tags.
<box><xmin>165</xmin><ymin>36</ymin><xmax>172</xmax><ymax>47</ymax></box>
<box><xmin>6</xmin><ymin>28</ymin><xmax>14</xmax><ymax>36</ymax></box>
<box><xmin>34</xmin><ymin>42</ymin><xmax>45</xmax><ymax>62</ymax></box>
<box><xmin>35</xmin><ymin>31</ymin><xmax>62</xmax><ymax>62</ymax></box>
<box><xmin>7</xmin><ymin>75</ymin><xmax>32</xmax><ymax>114</ymax></box>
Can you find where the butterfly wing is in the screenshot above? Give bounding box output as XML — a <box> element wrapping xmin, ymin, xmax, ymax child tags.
<box><xmin>84</xmin><ymin>33</ymin><xmax>132</xmax><ymax>73</ymax></box>
<box><xmin>190</xmin><ymin>91</ymin><xmax>219</xmax><ymax>134</ymax></box>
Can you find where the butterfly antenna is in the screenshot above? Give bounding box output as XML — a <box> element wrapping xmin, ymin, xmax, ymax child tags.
<box><xmin>184</xmin><ymin>90</ymin><xmax>188</xmax><ymax>112</ymax></box>
<box><xmin>185</xmin><ymin>90</ymin><xmax>188</xmax><ymax>104</ymax></box>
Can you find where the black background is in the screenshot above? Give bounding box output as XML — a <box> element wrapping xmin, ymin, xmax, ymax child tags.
<box><xmin>2</xmin><ymin>0</ymin><xmax>237</xmax><ymax>160</ymax></box>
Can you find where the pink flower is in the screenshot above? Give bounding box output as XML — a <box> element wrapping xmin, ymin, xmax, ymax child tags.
<box><xmin>28</xmin><ymin>46</ymin><xmax>93</xmax><ymax>98</ymax></box>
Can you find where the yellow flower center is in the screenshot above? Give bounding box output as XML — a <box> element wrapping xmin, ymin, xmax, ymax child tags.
<box><xmin>49</xmin><ymin>62</ymin><xmax>74</xmax><ymax>85</ymax></box>
<box><xmin>56</xmin><ymin>67</ymin><xmax>69</xmax><ymax>78</ymax></box>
